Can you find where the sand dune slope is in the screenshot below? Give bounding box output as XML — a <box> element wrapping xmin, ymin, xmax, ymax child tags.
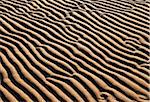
<box><xmin>0</xmin><ymin>0</ymin><xmax>149</xmax><ymax>102</ymax></box>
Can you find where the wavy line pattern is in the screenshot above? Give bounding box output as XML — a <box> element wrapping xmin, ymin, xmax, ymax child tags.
<box><xmin>0</xmin><ymin>0</ymin><xmax>149</xmax><ymax>102</ymax></box>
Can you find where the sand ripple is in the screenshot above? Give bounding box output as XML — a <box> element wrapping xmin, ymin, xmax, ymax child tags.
<box><xmin>0</xmin><ymin>0</ymin><xmax>149</xmax><ymax>102</ymax></box>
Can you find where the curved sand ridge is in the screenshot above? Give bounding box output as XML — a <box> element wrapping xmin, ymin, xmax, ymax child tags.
<box><xmin>0</xmin><ymin>0</ymin><xmax>149</xmax><ymax>101</ymax></box>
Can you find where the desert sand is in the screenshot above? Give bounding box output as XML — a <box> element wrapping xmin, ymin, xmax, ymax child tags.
<box><xmin>0</xmin><ymin>0</ymin><xmax>149</xmax><ymax>102</ymax></box>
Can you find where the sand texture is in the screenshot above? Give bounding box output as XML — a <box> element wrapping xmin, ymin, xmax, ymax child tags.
<box><xmin>0</xmin><ymin>0</ymin><xmax>149</xmax><ymax>102</ymax></box>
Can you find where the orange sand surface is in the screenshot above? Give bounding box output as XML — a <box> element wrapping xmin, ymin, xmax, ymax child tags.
<box><xmin>0</xmin><ymin>0</ymin><xmax>149</xmax><ymax>102</ymax></box>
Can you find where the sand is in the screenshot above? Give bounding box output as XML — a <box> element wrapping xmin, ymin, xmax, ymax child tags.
<box><xmin>0</xmin><ymin>0</ymin><xmax>149</xmax><ymax>102</ymax></box>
